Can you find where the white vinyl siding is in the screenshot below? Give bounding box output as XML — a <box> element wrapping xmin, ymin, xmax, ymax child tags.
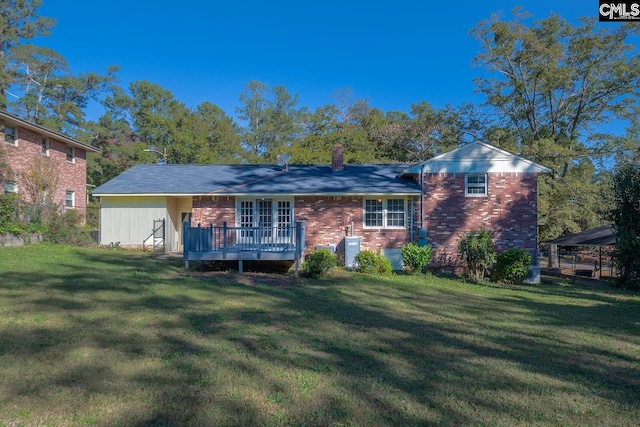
<box><xmin>100</xmin><ymin>197</ymin><xmax>173</xmax><ymax>248</ymax></box>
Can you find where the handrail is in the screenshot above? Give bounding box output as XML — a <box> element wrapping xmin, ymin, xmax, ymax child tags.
<box><xmin>183</xmin><ymin>221</ymin><xmax>306</xmax><ymax>255</ymax></box>
<box><xmin>143</xmin><ymin>218</ymin><xmax>165</xmax><ymax>251</ymax></box>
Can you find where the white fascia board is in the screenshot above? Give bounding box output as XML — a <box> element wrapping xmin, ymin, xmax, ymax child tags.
<box><xmin>402</xmin><ymin>142</ymin><xmax>552</xmax><ymax>174</ymax></box>
<box><xmin>420</xmin><ymin>160</ymin><xmax>552</xmax><ymax>173</ymax></box>
<box><xmin>203</xmin><ymin>192</ymin><xmax>422</xmax><ymax>197</ymax></box>
<box><xmin>96</xmin><ymin>192</ymin><xmax>422</xmax><ymax>197</ymax></box>
<box><xmin>93</xmin><ymin>193</ymin><xmax>202</xmax><ymax>197</ymax></box>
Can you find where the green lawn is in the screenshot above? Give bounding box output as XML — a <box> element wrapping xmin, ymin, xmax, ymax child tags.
<box><xmin>0</xmin><ymin>244</ymin><xmax>639</xmax><ymax>426</ymax></box>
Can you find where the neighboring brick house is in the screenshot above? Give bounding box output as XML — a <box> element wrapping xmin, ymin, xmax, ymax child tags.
<box><xmin>93</xmin><ymin>142</ymin><xmax>551</xmax><ymax>271</ymax></box>
<box><xmin>1</xmin><ymin>110</ymin><xmax>100</xmax><ymax>219</ymax></box>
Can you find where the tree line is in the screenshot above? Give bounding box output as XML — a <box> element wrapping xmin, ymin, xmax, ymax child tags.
<box><xmin>1</xmin><ymin>2</ymin><xmax>640</xmax><ymax>245</ymax></box>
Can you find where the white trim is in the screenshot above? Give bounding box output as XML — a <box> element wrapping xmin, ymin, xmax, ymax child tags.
<box><xmin>94</xmin><ymin>192</ymin><xmax>422</xmax><ymax>198</ymax></box>
<box><xmin>363</xmin><ymin>197</ymin><xmax>407</xmax><ymax>230</ymax></box>
<box><xmin>465</xmin><ymin>173</ymin><xmax>488</xmax><ymax>197</ymax></box>
<box><xmin>3</xmin><ymin>124</ymin><xmax>17</xmax><ymax>146</ymax></box>
<box><xmin>66</xmin><ymin>146</ymin><xmax>75</xmax><ymax>163</ymax></box>
<box><xmin>402</xmin><ymin>141</ymin><xmax>553</xmax><ymax>174</ymax></box>
<box><xmin>65</xmin><ymin>190</ymin><xmax>75</xmax><ymax>208</ymax></box>
<box><xmin>41</xmin><ymin>137</ymin><xmax>49</xmax><ymax>156</ymax></box>
<box><xmin>235</xmin><ymin>196</ymin><xmax>295</xmax><ymax>228</ymax></box>
<box><xmin>4</xmin><ymin>180</ymin><xmax>18</xmax><ymax>194</ymax></box>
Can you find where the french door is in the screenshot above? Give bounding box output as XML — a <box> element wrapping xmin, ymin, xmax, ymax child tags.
<box><xmin>238</xmin><ymin>198</ymin><xmax>292</xmax><ymax>243</ymax></box>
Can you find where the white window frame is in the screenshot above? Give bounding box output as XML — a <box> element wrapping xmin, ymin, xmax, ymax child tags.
<box><xmin>42</xmin><ymin>137</ymin><xmax>49</xmax><ymax>156</ymax></box>
<box><xmin>4</xmin><ymin>125</ymin><xmax>16</xmax><ymax>146</ymax></box>
<box><xmin>65</xmin><ymin>191</ymin><xmax>75</xmax><ymax>208</ymax></box>
<box><xmin>4</xmin><ymin>181</ymin><xmax>18</xmax><ymax>194</ymax></box>
<box><xmin>363</xmin><ymin>197</ymin><xmax>407</xmax><ymax>229</ymax></box>
<box><xmin>465</xmin><ymin>173</ymin><xmax>488</xmax><ymax>197</ymax></box>
<box><xmin>235</xmin><ymin>197</ymin><xmax>294</xmax><ymax>241</ymax></box>
<box><xmin>66</xmin><ymin>146</ymin><xmax>75</xmax><ymax>163</ymax></box>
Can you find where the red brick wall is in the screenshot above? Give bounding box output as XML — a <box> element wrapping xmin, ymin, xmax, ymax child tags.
<box><xmin>2</xmin><ymin>124</ymin><xmax>88</xmax><ymax>218</ymax></box>
<box><xmin>191</xmin><ymin>195</ymin><xmax>422</xmax><ymax>260</ymax></box>
<box><xmin>189</xmin><ymin>173</ymin><xmax>539</xmax><ymax>268</ymax></box>
<box><xmin>192</xmin><ymin>196</ymin><xmax>235</xmax><ymax>225</ymax></box>
<box><xmin>294</xmin><ymin>196</ymin><xmax>418</xmax><ymax>253</ymax></box>
<box><xmin>422</xmin><ymin>172</ymin><xmax>539</xmax><ymax>267</ymax></box>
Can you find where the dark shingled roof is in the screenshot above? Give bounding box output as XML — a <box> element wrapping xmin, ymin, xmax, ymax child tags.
<box><xmin>93</xmin><ymin>164</ymin><xmax>422</xmax><ymax>196</ymax></box>
<box><xmin>543</xmin><ymin>225</ymin><xmax>616</xmax><ymax>247</ymax></box>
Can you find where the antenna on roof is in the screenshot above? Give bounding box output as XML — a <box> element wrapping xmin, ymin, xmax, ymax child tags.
<box><xmin>276</xmin><ymin>153</ymin><xmax>291</xmax><ymax>171</ymax></box>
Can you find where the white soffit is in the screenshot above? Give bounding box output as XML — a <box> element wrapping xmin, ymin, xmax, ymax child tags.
<box><xmin>403</xmin><ymin>141</ymin><xmax>552</xmax><ymax>174</ymax></box>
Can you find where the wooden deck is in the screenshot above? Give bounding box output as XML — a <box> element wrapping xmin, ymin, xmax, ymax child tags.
<box><xmin>182</xmin><ymin>221</ymin><xmax>306</xmax><ymax>274</ymax></box>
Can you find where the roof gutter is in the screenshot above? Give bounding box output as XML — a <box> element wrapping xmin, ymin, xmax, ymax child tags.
<box><xmin>0</xmin><ymin>110</ymin><xmax>100</xmax><ymax>153</ymax></box>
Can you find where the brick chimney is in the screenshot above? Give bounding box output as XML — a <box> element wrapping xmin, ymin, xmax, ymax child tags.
<box><xmin>332</xmin><ymin>145</ymin><xmax>344</xmax><ymax>174</ymax></box>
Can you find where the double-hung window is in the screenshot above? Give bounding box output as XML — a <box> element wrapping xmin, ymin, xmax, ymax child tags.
<box><xmin>4</xmin><ymin>125</ymin><xmax>16</xmax><ymax>145</ymax></box>
<box><xmin>65</xmin><ymin>191</ymin><xmax>75</xmax><ymax>208</ymax></box>
<box><xmin>42</xmin><ymin>137</ymin><xmax>49</xmax><ymax>155</ymax></box>
<box><xmin>465</xmin><ymin>173</ymin><xmax>487</xmax><ymax>197</ymax></box>
<box><xmin>4</xmin><ymin>181</ymin><xmax>18</xmax><ymax>195</ymax></box>
<box><xmin>364</xmin><ymin>198</ymin><xmax>406</xmax><ymax>229</ymax></box>
<box><xmin>66</xmin><ymin>146</ymin><xmax>75</xmax><ymax>163</ymax></box>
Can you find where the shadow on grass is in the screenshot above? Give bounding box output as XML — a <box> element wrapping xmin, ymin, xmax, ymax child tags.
<box><xmin>0</xmin><ymin>246</ymin><xmax>639</xmax><ymax>425</ymax></box>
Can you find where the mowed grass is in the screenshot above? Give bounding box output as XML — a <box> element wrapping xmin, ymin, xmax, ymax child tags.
<box><xmin>0</xmin><ymin>244</ymin><xmax>639</xmax><ymax>426</ymax></box>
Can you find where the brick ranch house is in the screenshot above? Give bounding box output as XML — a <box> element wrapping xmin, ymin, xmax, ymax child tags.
<box><xmin>1</xmin><ymin>110</ymin><xmax>99</xmax><ymax>219</ymax></box>
<box><xmin>93</xmin><ymin>142</ymin><xmax>551</xmax><ymax>272</ymax></box>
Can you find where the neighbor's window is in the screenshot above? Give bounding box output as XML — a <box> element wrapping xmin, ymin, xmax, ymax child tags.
<box><xmin>364</xmin><ymin>198</ymin><xmax>406</xmax><ymax>228</ymax></box>
<box><xmin>41</xmin><ymin>137</ymin><xmax>49</xmax><ymax>155</ymax></box>
<box><xmin>4</xmin><ymin>181</ymin><xmax>18</xmax><ymax>194</ymax></box>
<box><xmin>66</xmin><ymin>146</ymin><xmax>75</xmax><ymax>163</ymax></box>
<box><xmin>465</xmin><ymin>173</ymin><xmax>487</xmax><ymax>197</ymax></box>
<box><xmin>4</xmin><ymin>125</ymin><xmax>16</xmax><ymax>145</ymax></box>
<box><xmin>65</xmin><ymin>191</ymin><xmax>75</xmax><ymax>208</ymax></box>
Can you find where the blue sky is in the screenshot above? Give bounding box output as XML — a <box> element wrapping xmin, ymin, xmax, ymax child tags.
<box><xmin>38</xmin><ymin>1</ymin><xmax>611</xmax><ymax>120</ymax></box>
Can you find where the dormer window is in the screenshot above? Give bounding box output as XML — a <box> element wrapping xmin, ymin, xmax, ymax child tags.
<box><xmin>465</xmin><ymin>173</ymin><xmax>487</xmax><ymax>197</ymax></box>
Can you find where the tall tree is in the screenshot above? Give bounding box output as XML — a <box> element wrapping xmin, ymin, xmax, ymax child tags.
<box><xmin>236</xmin><ymin>81</ymin><xmax>303</xmax><ymax>162</ymax></box>
<box><xmin>373</xmin><ymin>102</ymin><xmax>465</xmax><ymax>163</ymax></box>
<box><xmin>7</xmin><ymin>42</ymin><xmax>118</xmax><ymax>131</ymax></box>
<box><xmin>607</xmin><ymin>161</ymin><xmax>640</xmax><ymax>289</ymax></box>
<box><xmin>191</xmin><ymin>101</ymin><xmax>242</xmax><ymax>164</ymax></box>
<box><xmin>0</xmin><ymin>0</ymin><xmax>55</xmax><ymax>108</ymax></box>
<box><xmin>108</xmin><ymin>80</ymin><xmax>190</xmax><ymax>164</ymax></box>
<box><xmin>471</xmin><ymin>9</ymin><xmax>640</xmax><ymax>239</ymax></box>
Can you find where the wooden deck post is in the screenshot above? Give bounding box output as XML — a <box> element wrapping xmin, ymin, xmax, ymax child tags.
<box><xmin>223</xmin><ymin>222</ymin><xmax>227</xmax><ymax>260</ymax></box>
<box><xmin>183</xmin><ymin>221</ymin><xmax>189</xmax><ymax>269</ymax></box>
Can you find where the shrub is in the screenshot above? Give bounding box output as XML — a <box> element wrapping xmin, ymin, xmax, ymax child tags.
<box><xmin>43</xmin><ymin>209</ymin><xmax>94</xmax><ymax>247</ymax></box>
<box><xmin>354</xmin><ymin>250</ymin><xmax>392</xmax><ymax>275</ymax></box>
<box><xmin>401</xmin><ymin>242</ymin><xmax>433</xmax><ymax>274</ymax></box>
<box><xmin>493</xmin><ymin>248</ymin><xmax>532</xmax><ymax>285</ymax></box>
<box><xmin>302</xmin><ymin>249</ymin><xmax>337</xmax><ymax>278</ymax></box>
<box><xmin>457</xmin><ymin>228</ymin><xmax>496</xmax><ymax>281</ymax></box>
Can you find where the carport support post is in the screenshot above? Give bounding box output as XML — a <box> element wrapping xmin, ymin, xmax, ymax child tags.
<box><xmin>548</xmin><ymin>244</ymin><xmax>559</xmax><ymax>269</ymax></box>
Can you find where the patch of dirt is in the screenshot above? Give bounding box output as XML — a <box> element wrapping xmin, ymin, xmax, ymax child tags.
<box><xmin>190</xmin><ymin>270</ymin><xmax>300</xmax><ymax>287</ymax></box>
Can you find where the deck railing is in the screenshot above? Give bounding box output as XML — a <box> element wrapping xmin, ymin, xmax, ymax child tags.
<box><xmin>183</xmin><ymin>221</ymin><xmax>306</xmax><ymax>260</ymax></box>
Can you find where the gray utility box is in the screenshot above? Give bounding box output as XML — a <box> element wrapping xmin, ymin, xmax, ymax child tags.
<box><xmin>344</xmin><ymin>236</ymin><xmax>361</xmax><ymax>269</ymax></box>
